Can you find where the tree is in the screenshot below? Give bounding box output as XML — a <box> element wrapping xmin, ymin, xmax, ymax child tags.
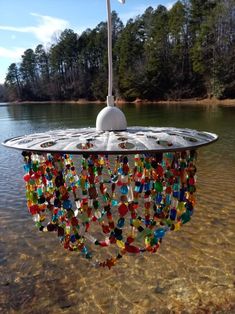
<box><xmin>3</xmin><ymin>1</ymin><xmax>235</xmax><ymax>102</ymax></box>
<box><xmin>35</xmin><ymin>44</ymin><xmax>50</xmax><ymax>99</ymax></box>
<box><xmin>19</xmin><ymin>49</ymin><xmax>38</xmax><ymax>99</ymax></box>
<box><xmin>5</xmin><ymin>63</ymin><xmax>22</xmax><ymax>100</ymax></box>
<box><xmin>143</xmin><ymin>5</ymin><xmax>170</xmax><ymax>100</ymax></box>
<box><xmin>115</xmin><ymin>17</ymin><xmax>145</xmax><ymax>100</ymax></box>
<box><xmin>190</xmin><ymin>0</ymin><xmax>235</xmax><ymax>98</ymax></box>
<box><xmin>0</xmin><ymin>84</ymin><xmax>7</xmax><ymax>101</ymax></box>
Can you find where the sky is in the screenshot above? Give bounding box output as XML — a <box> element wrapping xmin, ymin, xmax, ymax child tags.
<box><xmin>0</xmin><ymin>0</ymin><xmax>176</xmax><ymax>84</ymax></box>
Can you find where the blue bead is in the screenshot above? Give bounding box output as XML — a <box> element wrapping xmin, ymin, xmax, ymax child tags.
<box><xmin>154</xmin><ymin>228</ymin><xmax>165</xmax><ymax>239</ymax></box>
<box><xmin>180</xmin><ymin>189</ymin><xmax>186</xmax><ymax>201</ymax></box>
<box><xmin>134</xmin><ymin>186</ymin><xmax>140</xmax><ymax>192</ymax></box>
<box><xmin>46</xmin><ymin>174</ymin><xmax>53</xmax><ymax>181</ymax></box>
<box><xmin>117</xmin><ymin>217</ymin><xmax>125</xmax><ymax>228</ymax></box>
<box><xmin>52</xmin><ymin>215</ymin><xmax>58</xmax><ymax>222</ymax></box>
<box><xmin>120</xmin><ymin>185</ymin><xmax>128</xmax><ymax>195</ymax></box>
<box><xmin>118</xmin><ymin>167</ymin><xmax>123</xmax><ymax>175</ymax></box>
<box><xmin>58</xmin><ymin>210</ymin><xmax>63</xmax><ymax>217</ymax></box>
<box><xmin>63</xmin><ymin>200</ymin><xmax>72</xmax><ymax>209</ymax></box>
<box><xmin>70</xmin><ymin>235</ymin><xmax>76</xmax><ymax>242</ymax></box>
<box><xmin>156</xmin><ymin>194</ymin><xmax>162</xmax><ymax>204</ymax></box>
<box><xmin>144</xmin><ymin>183</ymin><xmax>150</xmax><ymax>191</ymax></box>
<box><xmin>111</xmin><ymin>199</ymin><xmax>119</xmax><ymax>206</ymax></box>
<box><xmin>24</xmin><ymin>164</ymin><xmax>31</xmax><ymax>172</ymax></box>
<box><xmin>173</xmin><ymin>191</ymin><xmax>179</xmax><ymax>198</ymax></box>
<box><xmin>170</xmin><ymin>209</ymin><xmax>177</xmax><ymax>220</ymax></box>
<box><xmin>145</xmin><ymin>219</ymin><xmax>150</xmax><ymax>226</ymax></box>
<box><xmin>166</xmin><ymin>194</ymin><xmax>171</xmax><ymax>205</ymax></box>
<box><xmin>82</xmin><ymin>246</ymin><xmax>88</xmax><ymax>254</ymax></box>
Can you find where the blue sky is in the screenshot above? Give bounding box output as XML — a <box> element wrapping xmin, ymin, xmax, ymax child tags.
<box><xmin>0</xmin><ymin>0</ymin><xmax>176</xmax><ymax>84</ymax></box>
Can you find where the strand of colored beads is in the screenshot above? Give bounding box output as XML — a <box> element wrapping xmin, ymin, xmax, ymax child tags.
<box><xmin>22</xmin><ymin>150</ymin><xmax>197</xmax><ymax>269</ymax></box>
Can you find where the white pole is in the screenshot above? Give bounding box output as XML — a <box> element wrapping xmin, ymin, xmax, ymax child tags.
<box><xmin>96</xmin><ymin>0</ymin><xmax>127</xmax><ymax>131</ymax></box>
<box><xmin>106</xmin><ymin>0</ymin><xmax>114</xmax><ymax>106</ymax></box>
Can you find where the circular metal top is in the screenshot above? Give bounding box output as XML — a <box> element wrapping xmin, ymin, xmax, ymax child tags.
<box><xmin>2</xmin><ymin>127</ymin><xmax>218</xmax><ymax>154</ymax></box>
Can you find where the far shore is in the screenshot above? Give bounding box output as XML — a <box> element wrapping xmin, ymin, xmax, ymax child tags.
<box><xmin>8</xmin><ymin>97</ymin><xmax>235</xmax><ymax>106</ymax></box>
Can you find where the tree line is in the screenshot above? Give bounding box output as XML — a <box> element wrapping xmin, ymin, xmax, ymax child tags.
<box><xmin>3</xmin><ymin>0</ymin><xmax>235</xmax><ymax>102</ymax></box>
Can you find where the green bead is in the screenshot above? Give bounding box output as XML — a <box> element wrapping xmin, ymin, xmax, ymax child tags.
<box><xmin>32</xmin><ymin>163</ymin><xmax>38</xmax><ymax>172</ymax></box>
<box><xmin>145</xmin><ymin>163</ymin><xmax>151</xmax><ymax>170</ymax></box>
<box><xmin>150</xmin><ymin>237</ymin><xmax>158</xmax><ymax>246</ymax></box>
<box><xmin>32</xmin><ymin>192</ymin><xmax>38</xmax><ymax>203</ymax></box>
<box><xmin>181</xmin><ymin>211</ymin><xmax>191</xmax><ymax>224</ymax></box>
<box><xmin>35</xmin><ymin>221</ymin><xmax>42</xmax><ymax>228</ymax></box>
<box><xmin>93</xmin><ymin>200</ymin><xmax>99</xmax><ymax>209</ymax></box>
<box><xmin>145</xmin><ymin>228</ymin><xmax>153</xmax><ymax>236</ymax></box>
<box><xmin>155</xmin><ymin>182</ymin><xmax>163</xmax><ymax>192</ymax></box>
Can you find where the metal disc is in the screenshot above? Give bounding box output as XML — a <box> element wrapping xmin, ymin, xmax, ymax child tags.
<box><xmin>2</xmin><ymin>127</ymin><xmax>218</xmax><ymax>154</ymax></box>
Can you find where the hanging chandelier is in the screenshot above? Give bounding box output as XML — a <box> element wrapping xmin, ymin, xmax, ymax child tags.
<box><xmin>2</xmin><ymin>0</ymin><xmax>218</xmax><ymax>269</ymax></box>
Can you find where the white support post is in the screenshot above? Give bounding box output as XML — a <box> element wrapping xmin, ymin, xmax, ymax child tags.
<box><xmin>96</xmin><ymin>0</ymin><xmax>127</xmax><ymax>131</ymax></box>
<box><xmin>106</xmin><ymin>0</ymin><xmax>114</xmax><ymax>106</ymax></box>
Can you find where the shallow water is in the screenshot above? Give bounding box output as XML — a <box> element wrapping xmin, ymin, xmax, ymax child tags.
<box><xmin>0</xmin><ymin>102</ymin><xmax>235</xmax><ymax>314</ymax></box>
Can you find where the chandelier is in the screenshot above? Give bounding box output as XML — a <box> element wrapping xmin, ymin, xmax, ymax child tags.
<box><xmin>2</xmin><ymin>0</ymin><xmax>218</xmax><ymax>269</ymax></box>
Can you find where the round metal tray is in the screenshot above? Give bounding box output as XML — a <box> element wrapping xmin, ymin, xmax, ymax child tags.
<box><xmin>3</xmin><ymin>127</ymin><xmax>218</xmax><ymax>154</ymax></box>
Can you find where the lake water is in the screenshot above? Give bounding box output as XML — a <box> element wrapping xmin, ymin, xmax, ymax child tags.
<box><xmin>0</xmin><ymin>102</ymin><xmax>234</xmax><ymax>313</ymax></box>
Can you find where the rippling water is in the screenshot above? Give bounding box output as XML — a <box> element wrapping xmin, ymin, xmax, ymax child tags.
<box><xmin>0</xmin><ymin>102</ymin><xmax>235</xmax><ymax>313</ymax></box>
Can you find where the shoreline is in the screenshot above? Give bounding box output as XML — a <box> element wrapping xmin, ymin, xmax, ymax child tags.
<box><xmin>8</xmin><ymin>97</ymin><xmax>235</xmax><ymax>106</ymax></box>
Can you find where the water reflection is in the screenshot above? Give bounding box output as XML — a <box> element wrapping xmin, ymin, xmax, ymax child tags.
<box><xmin>0</xmin><ymin>102</ymin><xmax>235</xmax><ymax>313</ymax></box>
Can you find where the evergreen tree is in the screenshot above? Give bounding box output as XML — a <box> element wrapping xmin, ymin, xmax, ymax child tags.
<box><xmin>143</xmin><ymin>5</ymin><xmax>170</xmax><ymax>100</ymax></box>
<box><xmin>3</xmin><ymin>1</ymin><xmax>235</xmax><ymax>102</ymax></box>
<box><xmin>115</xmin><ymin>17</ymin><xmax>145</xmax><ymax>100</ymax></box>
<box><xmin>5</xmin><ymin>63</ymin><xmax>22</xmax><ymax>100</ymax></box>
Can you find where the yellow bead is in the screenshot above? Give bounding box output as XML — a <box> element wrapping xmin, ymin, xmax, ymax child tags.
<box><xmin>145</xmin><ymin>237</ymin><xmax>150</xmax><ymax>245</ymax></box>
<box><xmin>178</xmin><ymin>202</ymin><xmax>184</xmax><ymax>210</ymax></box>
<box><xmin>132</xmin><ymin>219</ymin><xmax>142</xmax><ymax>228</ymax></box>
<box><xmin>116</xmin><ymin>240</ymin><xmax>125</xmax><ymax>249</ymax></box>
<box><xmin>174</xmin><ymin>222</ymin><xmax>181</xmax><ymax>231</ymax></box>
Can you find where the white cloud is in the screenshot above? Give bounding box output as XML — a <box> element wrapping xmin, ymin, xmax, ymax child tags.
<box><xmin>0</xmin><ymin>47</ymin><xmax>25</xmax><ymax>59</ymax></box>
<box><xmin>0</xmin><ymin>13</ymin><xmax>69</xmax><ymax>44</ymax></box>
<box><xmin>119</xmin><ymin>5</ymin><xmax>147</xmax><ymax>23</ymax></box>
<box><xmin>166</xmin><ymin>2</ymin><xmax>175</xmax><ymax>10</ymax></box>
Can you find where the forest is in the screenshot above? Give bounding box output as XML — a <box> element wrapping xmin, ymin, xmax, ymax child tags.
<box><xmin>2</xmin><ymin>0</ymin><xmax>235</xmax><ymax>102</ymax></box>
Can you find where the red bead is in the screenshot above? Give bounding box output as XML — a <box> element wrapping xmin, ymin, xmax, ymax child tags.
<box><xmin>126</xmin><ymin>236</ymin><xmax>134</xmax><ymax>244</ymax></box>
<box><xmin>102</xmin><ymin>225</ymin><xmax>110</xmax><ymax>234</ymax></box>
<box><xmin>166</xmin><ymin>186</ymin><xmax>172</xmax><ymax>194</ymax></box>
<box><xmin>111</xmin><ymin>183</ymin><xmax>116</xmax><ymax>192</ymax></box>
<box><xmin>109</xmin><ymin>236</ymin><xmax>116</xmax><ymax>244</ymax></box>
<box><xmin>29</xmin><ymin>205</ymin><xmax>39</xmax><ymax>215</ymax></box>
<box><xmin>189</xmin><ymin>177</ymin><xmax>195</xmax><ymax>185</ymax></box>
<box><xmin>108</xmin><ymin>221</ymin><xmax>115</xmax><ymax>229</ymax></box>
<box><xmin>131</xmin><ymin>212</ymin><xmax>137</xmax><ymax>219</ymax></box>
<box><xmin>99</xmin><ymin>241</ymin><xmax>109</xmax><ymax>247</ymax></box>
<box><xmin>100</xmin><ymin>183</ymin><xmax>106</xmax><ymax>194</ymax></box>
<box><xmin>71</xmin><ymin>217</ymin><xmax>78</xmax><ymax>226</ymax></box>
<box><xmin>145</xmin><ymin>202</ymin><xmax>151</xmax><ymax>209</ymax></box>
<box><xmin>24</xmin><ymin>174</ymin><xmax>31</xmax><ymax>182</ymax></box>
<box><xmin>107</xmin><ymin>212</ymin><xmax>112</xmax><ymax>220</ymax></box>
<box><xmin>118</xmin><ymin>203</ymin><xmax>128</xmax><ymax>217</ymax></box>
<box><xmin>125</xmin><ymin>245</ymin><xmax>140</xmax><ymax>254</ymax></box>
<box><xmin>157</xmin><ymin>165</ymin><xmax>164</xmax><ymax>176</ymax></box>
<box><xmin>88</xmin><ymin>174</ymin><xmax>95</xmax><ymax>184</ymax></box>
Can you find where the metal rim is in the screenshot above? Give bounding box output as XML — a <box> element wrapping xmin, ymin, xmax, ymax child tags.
<box><xmin>2</xmin><ymin>127</ymin><xmax>219</xmax><ymax>155</ymax></box>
